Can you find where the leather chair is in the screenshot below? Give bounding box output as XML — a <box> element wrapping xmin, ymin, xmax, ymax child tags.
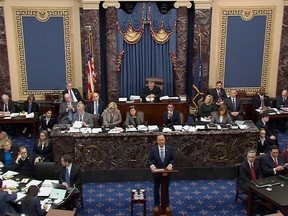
<box><xmin>179</xmin><ymin>112</ymin><xmax>184</xmax><ymax>125</ymax></box>
<box><xmin>35</xmin><ymin>162</ymin><xmax>57</xmax><ymax>181</ymax></box>
<box><xmin>145</xmin><ymin>77</ymin><xmax>164</xmax><ymax>91</ymax></box>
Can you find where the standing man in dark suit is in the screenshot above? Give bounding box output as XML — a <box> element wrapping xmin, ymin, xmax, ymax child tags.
<box><xmin>256</xmin><ymin>129</ymin><xmax>274</xmax><ymax>156</ymax></box>
<box><xmin>72</xmin><ymin>102</ymin><xmax>94</xmax><ymax>128</ymax></box>
<box><xmin>140</xmin><ymin>80</ymin><xmax>163</xmax><ymax>102</ymax></box>
<box><xmin>211</xmin><ymin>81</ymin><xmax>227</xmax><ymax>106</ymax></box>
<box><xmin>59</xmin><ymin>154</ymin><xmax>82</xmax><ymax>192</ymax></box>
<box><xmin>224</xmin><ymin>89</ymin><xmax>243</xmax><ymax>121</ymax></box>
<box><xmin>253</xmin><ymin>87</ymin><xmax>271</xmax><ymax>109</ymax></box>
<box><xmin>62</xmin><ymin>82</ymin><xmax>84</xmax><ymax>103</ymax></box>
<box><xmin>239</xmin><ymin>149</ymin><xmax>261</xmax><ymax>191</ymax></box>
<box><xmin>0</xmin><ymin>178</ymin><xmax>17</xmax><ymax>215</ymax></box>
<box><xmin>163</xmin><ymin>103</ymin><xmax>181</xmax><ymax>126</ymax></box>
<box><xmin>86</xmin><ymin>92</ymin><xmax>105</xmax><ymax>126</ymax></box>
<box><xmin>0</xmin><ymin>94</ymin><xmax>16</xmax><ymax>113</ymax></box>
<box><xmin>261</xmin><ymin>145</ymin><xmax>285</xmax><ymax>177</ymax></box>
<box><xmin>59</xmin><ymin>93</ymin><xmax>77</xmax><ymax>124</ymax></box>
<box><xmin>147</xmin><ymin>134</ymin><xmax>175</xmax><ymax>212</ymax></box>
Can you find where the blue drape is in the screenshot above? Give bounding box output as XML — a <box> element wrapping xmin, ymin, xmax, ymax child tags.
<box><xmin>117</xmin><ymin>2</ymin><xmax>177</xmax><ymax>97</ymax></box>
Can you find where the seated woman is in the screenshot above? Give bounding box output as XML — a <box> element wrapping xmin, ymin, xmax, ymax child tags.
<box><xmin>33</xmin><ymin>130</ymin><xmax>53</xmax><ymax>162</ymax></box>
<box><xmin>21</xmin><ymin>185</ymin><xmax>48</xmax><ymax>216</ymax></box>
<box><xmin>210</xmin><ymin>105</ymin><xmax>232</xmax><ymax>124</ymax></box>
<box><xmin>21</xmin><ymin>94</ymin><xmax>40</xmax><ymax>137</ymax></box>
<box><xmin>199</xmin><ymin>95</ymin><xmax>218</xmax><ymax>121</ymax></box>
<box><xmin>0</xmin><ymin>139</ymin><xmax>18</xmax><ymax>171</ymax></box>
<box><xmin>101</xmin><ymin>102</ymin><xmax>122</xmax><ymax>127</ymax></box>
<box><xmin>39</xmin><ymin>109</ymin><xmax>57</xmax><ymax>133</ymax></box>
<box><xmin>0</xmin><ymin>131</ymin><xmax>10</xmax><ymax>149</ymax></box>
<box><xmin>124</xmin><ymin>106</ymin><xmax>144</xmax><ymax>127</ymax></box>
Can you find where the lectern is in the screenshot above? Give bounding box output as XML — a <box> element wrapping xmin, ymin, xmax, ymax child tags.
<box><xmin>152</xmin><ymin>169</ymin><xmax>178</xmax><ymax>216</ymax></box>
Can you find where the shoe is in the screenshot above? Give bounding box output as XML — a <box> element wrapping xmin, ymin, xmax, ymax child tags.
<box><xmin>153</xmin><ymin>206</ymin><xmax>159</xmax><ymax>212</ymax></box>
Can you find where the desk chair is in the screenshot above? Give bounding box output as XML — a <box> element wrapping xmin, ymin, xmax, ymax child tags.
<box><xmin>35</xmin><ymin>162</ymin><xmax>57</xmax><ymax>181</ymax></box>
<box><xmin>234</xmin><ymin>163</ymin><xmax>247</xmax><ymax>202</ymax></box>
<box><xmin>145</xmin><ymin>77</ymin><xmax>164</xmax><ymax>91</ymax></box>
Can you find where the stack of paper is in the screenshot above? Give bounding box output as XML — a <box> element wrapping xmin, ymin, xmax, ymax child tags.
<box><xmin>129</xmin><ymin>95</ymin><xmax>140</xmax><ymax>101</ymax></box>
<box><xmin>1</xmin><ymin>170</ymin><xmax>19</xmax><ymax>179</ymax></box>
<box><xmin>162</xmin><ymin>127</ymin><xmax>172</xmax><ymax>133</ymax></box>
<box><xmin>119</xmin><ymin>97</ymin><xmax>127</xmax><ymax>102</ymax></box>
<box><xmin>126</xmin><ymin>127</ymin><xmax>137</xmax><ymax>132</ymax></box>
<box><xmin>10</xmin><ymin>113</ymin><xmax>19</xmax><ymax>117</ymax></box>
<box><xmin>2</xmin><ymin>179</ymin><xmax>19</xmax><ymax>188</ymax></box>
<box><xmin>148</xmin><ymin>125</ymin><xmax>159</xmax><ymax>131</ymax></box>
<box><xmin>92</xmin><ymin>128</ymin><xmax>102</xmax><ymax>133</ymax></box>
<box><xmin>80</xmin><ymin>128</ymin><xmax>91</xmax><ymax>133</ymax></box>
<box><xmin>68</xmin><ymin>128</ymin><xmax>80</xmax><ymax>133</ymax></box>
<box><xmin>173</xmin><ymin>125</ymin><xmax>183</xmax><ymax>131</ymax></box>
<box><xmin>26</xmin><ymin>112</ymin><xmax>34</xmax><ymax>118</ymax></box>
<box><xmin>137</xmin><ymin>125</ymin><xmax>148</xmax><ymax>131</ymax></box>
<box><xmin>159</xmin><ymin>96</ymin><xmax>169</xmax><ymax>101</ymax></box>
<box><xmin>72</xmin><ymin>121</ymin><xmax>82</xmax><ymax>129</ymax></box>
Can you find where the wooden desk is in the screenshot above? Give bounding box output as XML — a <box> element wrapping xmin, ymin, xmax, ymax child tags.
<box><xmin>47</xmin><ymin>208</ymin><xmax>77</xmax><ymax>216</ymax></box>
<box><xmin>247</xmin><ymin>176</ymin><xmax>288</xmax><ymax>216</ymax></box>
<box><xmin>0</xmin><ymin>116</ymin><xmax>38</xmax><ymax>135</ymax></box>
<box><xmin>117</xmin><ymin>102</ymin><xmax>189</xmax><ymax>125</ymax></box>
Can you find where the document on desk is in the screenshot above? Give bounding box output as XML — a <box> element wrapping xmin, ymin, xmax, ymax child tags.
<box><xmin>92</xmin><ymin>128</ymin><xmax>102</xmax><ymax>133</ymax></box>
<box><xmin>2</xmin><ymin>179</ymin><xmax>19</xmax><ymax>188</ymax></box>
<box><xmin>173</xmin><ymin>125</ymin><xmax>183</xmax><ymax>131</ymax></box>
<box><xmin>41</xmin><ymin>180</ymin><xmax>59</xmax><ymax>187</ymax></box>
<box><xmin>1</xmin><ymin>170</ymin><xmax>19</xmax><ymax>179</ymax></box>
<box><xmin>26</xmin><ymin>112</ymin><xmax>35</xmax><ymax>118</ymax></box>
<box><xmin>38</xmin><ymin>187</ymin><xmax>53</xmax><ymax>197</ymax></box>
<box><xmin>15</xmin><ymin>192</ymin><xmax>26</xmax><ymax>202</ymax></box>
<box><xmin>72</xmin><ymin>121</ymin><xmax>82</xmax><ymax>129</ymax></box>
<box><xmin>252</xmin><ymin>176</ymin><xmax>281</xmax><ymax>188</ymax></box>
<box><xmin>162</xmin><ymin>127</ymin><xmax>172</xmax><ymax>133</ymax></box>
<box><xmin>25</xmin><ymin>180</ymin><xmax>42</xmax><ymax>188</ymax></box>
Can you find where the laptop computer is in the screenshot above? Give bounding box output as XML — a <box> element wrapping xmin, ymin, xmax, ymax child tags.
<box><xmin>49</xmin><ymin>188</ymin><xmax>66</xmax><ymax>200</ymax></box>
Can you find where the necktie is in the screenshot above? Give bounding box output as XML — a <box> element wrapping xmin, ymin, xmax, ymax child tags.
<box><xmin>251</xmin><ymin>163</ymin><xmax>256</xmax><ymax>181</ymax></box>
<box><xmin>69</xmin><ymin>90</ymin><xmax>75</xmax><ymax>102</ymax></box>
<box><xmin>4</xmin><ymin>103</ymin><xmax>7</xmax><ymax>112</ymax></box>
<box><xmin>68</xmin><ymin>103</ymin><xmax>72</xmax><ymax>121</ymax></box>
<box><xmin>160</xmin><ymin>148</ymin><xmax>165</xmax><ymax>162</ymax></box>
<box><xmin>80</xmin><ymin>115</ymin><xmax>83</xmax><ymax>121</ymax></box>
<box><xmin>261</xmin><ymin>96</ymin><xmax>264</xmax><ymax>108</ymax></box>
<box><xmin>65</xmin><ymin>168</ymin><xmax>70</xmax><ymax>186</ymax></box>
<box><xmin>217</xmin><ymin>90</ymin><xmax>221</xmax><ymax>102</ymax></box>
<box><xmin>94</xmin><ymin>102</ymin><xmax>99</xmax><ymax>117</ymax></box>
<box><xmin>274</xmin><ymin>158</ymin><xmax>278</xmax><ymax>167</ymax></box>
<box><xmin>232</xmin><ymin>98</ymin><xmax>236</xmax><ymax>110</ymax></box>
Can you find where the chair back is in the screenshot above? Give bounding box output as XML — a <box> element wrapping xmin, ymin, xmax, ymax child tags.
<box><xmin>145</xmin><ymin>77</ymin><xmax>164</xmax><ymax>91</ymax></box>
<box><xmin>179</xmin><ymin>112</ymin><xmax>184</xmax><ymax>125</ymax></box>
<box><xmin>35</xmin><ymin>162</ymin><xmax>57</xmax><ymax>181</ymax></box>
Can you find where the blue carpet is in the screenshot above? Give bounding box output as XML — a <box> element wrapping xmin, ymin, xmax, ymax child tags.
<box><xmin>78</xmin><ymin>180</ymin><xmax>246</xmax><ymax>216</ymax></box>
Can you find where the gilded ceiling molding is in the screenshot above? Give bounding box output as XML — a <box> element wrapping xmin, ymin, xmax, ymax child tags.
<box><xmin>102</xmin><ymin>1</ymin><xmax>120</xmax><ymax>9</ymax></box>
<box><xmin>81</xmin><ymin>0</ymin><xmax>100</xmax><ymax>10</ymax></box>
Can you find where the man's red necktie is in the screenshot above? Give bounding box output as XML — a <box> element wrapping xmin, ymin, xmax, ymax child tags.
<box><xmin>274</xmin><ymin>158</ymin><xmax>278</xmax><ymax>167</ymax></box>
<box><xmin>251</xmin><ymin>163</ymin><xmax>256</xmax><ymax>181</ymax></box>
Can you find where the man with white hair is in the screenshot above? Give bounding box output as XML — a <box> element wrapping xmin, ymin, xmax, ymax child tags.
<box><xmin>72</xmin><ymin>102</ymin><xmax>94</xmax><ymax>128</ymax></box>
<box><xmin>0</xmin><ymin>94</ymin><xmax>16</xmax><ymax>113</ymax></box>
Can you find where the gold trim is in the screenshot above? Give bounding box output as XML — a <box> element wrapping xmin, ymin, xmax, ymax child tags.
<box><xmin>217</xmin><ymin>7</ymin><xmax>275</xmax><ymax>93</ymax></box>
<box><xmin>13</xmin><ymin>7</ymin><xmax>73</xmax><ymax>97</ymax></box>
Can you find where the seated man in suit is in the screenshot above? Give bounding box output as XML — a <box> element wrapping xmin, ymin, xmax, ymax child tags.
<box><xmin>261</xmin><ymin>145</ymin><xmax>285</xmax><ymax>177</ymax></box>
<box><xmin>10</xmin><ymin>146</ymin><xmax>39</xmax><ymax>178</ymax></box>
<box><xmin>147</xmin><ymin>134</ymin><xmax>175</xmax><ymax>212</ymax></box>
<box><xmin>140</xmin><ymin>80</ymin><xmax>163</xmax><ymax>103</ymax></box>
<box><xmin>72</xmin><ymin>102</ymin><xmax>94</xmax><ymax>128</ymax></box>
<box><xmin>253</xmin><ymin>87</ymin><xmax>271</xmax><ymax>109</ymax></box>
<box><xmin>0</xmin><ymin>94</ymin><xmax>16</xmax><ymax>113</ymax></box>
<box><xmin>0</xmin><ymin>178</ymin><xmax>17</xmax><ymax>215</ymax></box>
<box><xmin>256</xmin><ymin>129</ymin><xmax>274</xmax><ymax>156</ymax></box>
<box><xmin>224</xmin><ymin>89</ymin><xmax>243</xmax><ymax>121</ymax></box>
<box><xmin>239</xmin><ymin>149</ymin><xmax>261</xmax><ymax>191</ymax></box>
<box><xmin>62</xmin><ymin>82</ymin><xmax>84</xmax><ymax>103</ymax></box>
<box><xmin>256</xmin><ymin>113</ymin><xmax>278</xmax><ymax>145</ymax></box>
<box><xmin>59</xmin><ymin>93</ymin><xmax>77</xmax><ymax>124</ymax></box>
<box><xmin>163</xmin><ymin>103</ymin><xmax>181</xmax><ymax>126</ymax></box>
<box><xmin>86</xmin><ymin>92</ymin><xmax>105</xmax><ymax>126</ymax></box>
<box><xmin>276</xmin><ymin>89</ymin><xmax>288</xmax><ymax>132</ymax></box>
<box><xmin>210</xmin><ymin>81</ymin><xmax>227</xmax><ymax>106</ymax></box>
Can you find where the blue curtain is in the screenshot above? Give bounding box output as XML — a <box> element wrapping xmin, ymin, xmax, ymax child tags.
<box><xmin>117</xmin><ymin>2</ymin><xmax>177</xmax><ymax>97</ymax></box>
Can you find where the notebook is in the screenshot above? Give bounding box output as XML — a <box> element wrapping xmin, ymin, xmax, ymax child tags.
<box><xmin>49</xmin><ymin>188</ymin><xmax>66</xmax><ymax>200</ymax></box>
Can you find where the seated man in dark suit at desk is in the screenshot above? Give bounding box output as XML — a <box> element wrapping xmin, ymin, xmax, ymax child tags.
<box><xmin>211</xmin><ymin>81</ymin><xmax>227</xmax><ymax>106</ymax></box>
<box><xmin>163</xmin><ymin>103</ymin><xmax>181</xmax><ymax>126</ymax></box>
<box><xmin>224</xmin><ymin>89</ymin><xmax>243</xmax><ymax>121</ymax></box>
<box><xmin>86</xmin><ymin>92</ymin><xmax>105</xmax><ymax>126</ymax></box>
<box><xmin>62</xmin><ymin>82</ymin><xmax>84</xmax><ymax>103</ymax></box>
<box><xmin>59</xmin><ymin>93</ymin><xmax>77</xmax><ymax>124</ymax></box>
<box><xmin>0</xmin><ymin>94</ymin><xmax>16</xmax><ymax>113</ymax></box>
<box><xmin>10</xmin><ymin>146</ymin><xmax>39</xmax><ymax>177</ymax></box>
<box><xmin>276</xmin><ymin>89</ymin><xmax>288</xmax><ymax>132</ymax></box>
<box><xmin>72</xmin><ymin>102</ymin><xmax>94</xmax><ymax>128</ymax></box>
<box><xmin>253</xmin><ymin>87</ymin><xmax>271</xmax><ymax>109</ymax></box>
<box><xmin>0</xmin><ymin>178</ymin><xmax>17</xmax><ymax>215</ymax></box>
<box><xmin>261</xmin><ymin>145</ymin><xmax>285</xmax><ymax>177</ymax></box>
<box><xmin>140</xmin><ymin>80</ymin><xmax>163</xmax><ymax>102</ymax></box>
<box><xmin>256</xmin><ymin>113</ymin><xmax>278</xmax><ymax>146</ymax></box>
<box><xmin>239</xmin><ymin>149</ymin><xmax>261</xmax><ymax>191</ymax></box>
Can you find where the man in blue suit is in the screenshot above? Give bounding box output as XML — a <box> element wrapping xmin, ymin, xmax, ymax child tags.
<box><xmin>261</xmin><ymin>145</ymin><xmax>285</xmax><ymax>177</ymax></box>
<box><xmin>162</xmin><ymin>103</ymin><xmax>181</xmax><ymax>126</ymax></box>
<box><xmin>0</xmin><ymin>178</ymin><xmax>17</xmax><ymax>215</ymax></box>
<box><xmin>147</xmin><ymin>134</ymin><xmax>175</xmax><ymax>212</ymax></box>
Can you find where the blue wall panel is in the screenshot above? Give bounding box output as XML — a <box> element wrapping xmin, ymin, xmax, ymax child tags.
<box><xmin>224</xmin><ymin>16</ymin><xmax>266</xmax><ymax>88</ymax></box>
<box><xmin>23</xmin><ymin>17</ymin><xmax>66</xmax><ymax>90</ymax></box>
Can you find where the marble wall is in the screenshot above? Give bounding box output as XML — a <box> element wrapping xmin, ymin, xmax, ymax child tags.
<box><xmin>0</xmin><ymin>7</ymin><xmax>11</xmax><ymax>97</ymax></box>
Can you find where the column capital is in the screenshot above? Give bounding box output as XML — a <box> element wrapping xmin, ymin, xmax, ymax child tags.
<box><xmin>81</xmin><ymin>0</ymin><xmax>100</xmax><ymax>10</ymax></box>
<box><xmin>102</xmin><ymin>1</ymin><xmax>120</xmax><ymax>9</ymax></box>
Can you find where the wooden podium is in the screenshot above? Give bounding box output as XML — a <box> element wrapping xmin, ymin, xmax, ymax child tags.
<box><xmin>152</xmin><ymin>169</ymin><xmax>178</xmax><ymax>216</ymax></box>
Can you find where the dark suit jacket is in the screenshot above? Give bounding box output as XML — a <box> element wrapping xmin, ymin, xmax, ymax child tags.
<box><xmin>62</xmin><ymin>88</ymin><xmax>84</xmax><ymax>103</ymax></box>
<box><xmin>147</xmin><ymin>144</ymin><xmax>175</xmax><ymax>169</ymax></box>
<box><xmin>256</xmin><ymin>137</ymin><xmax>272</xmax><ymax>155</ymax></box>
<box><xmin>224</xmin><ymin>97</ymin><xmax>243</xmax><ymax>114</ymax></box>
<box><xmin>10</xmin><ymin>154</ymin><xmax>37</xmax><ymax>177</ymax></box>
<box><xmin>255</xmin><ymin>120</ymin><xmax>273</xmax><ymax>136</ymax></box>
<box><xmin>140</xmin><ymin>86</ymin><xmax>163</xmax><ymax>102</ymax></box>
<box><xmin>124</xmin><ymin>112</ymin><xmax>144</xmax><ymax>127</ymax></box>
<box><xmin>86</xmin><ymin>100</ymin><xmax>105</xmax><ymax>117</ymax></box>
<box><xmin>163</xmin><ymin>111</ymin><xmax>181</xmax><ymax>126</ymax></box>
<box><xmin>0</xmin><ymin>190</ymin><xmax>17</xmax><ymax>216</ymax></box>
<box><xmin>253</xmin><ymin>94</ymin><xmax>271</xmax><ymax>109</ymax></box>
<box><xmin>0</xmin><ymin>101</ymin><xmax>16</xmax><ymax>113</ymax></box>
<box><xmin>72</xmin><ymin>112</ymin><xmax>94</xmax><ymax>128</ymax></box>
<box><xmin>210</xmin><ymin>88</ymin><xmax>227</xmax><ymax>103</ymax></box>
<box><xmin>261</xmin><ymin>153</ymin><xmax>285</xmax><ymax>177</ymax></box>
<box><xmin>59</xmin><ymin>163</ymin><xmax>82</xmax><ymax>191</ymax></box>
<box><xmin>21</xmin><ymin>196</ymin><xmax>46</xmax><ymax>216</ymax></box>
<box><xmin>276</xmin><ymin>96</ymin><xmax>288</xmax><ymax>109</ymax></box>
<box><xmin>33</xmin><ymin>139</ymin><xmax>53</xmax><ymax>162</ymax></box>
<box><xmin>59</xmin><ymin>101</ymin><xmax>77</xmax><ymax>124</ymax></box>
<box><xmin>239</xmin><ymin>160</ymin><xmax>261</xmax><ymax>191</ymax></box>
<box><xmin>0</xmin><ymin>144</ymin><xmax>18</xmax><ymax>169</ymax></box>
<box><xmin>21</xmin><ymin>101</ymin><xmax>39</xmax><ymax>113</ymax></box>
<box><xmin>39</xmin><ymin>115</ymin><xmax>57</xmax><ymax>131</ymax></box>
